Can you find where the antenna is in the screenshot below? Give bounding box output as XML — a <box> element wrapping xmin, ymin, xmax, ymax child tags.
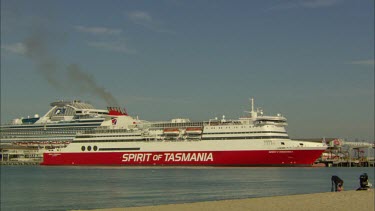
<box><xmin>251</xmin><ymin>98</ymin><xmax>254</xmax><ymax>112</ymax></box>
<box><xmin>249</xmin><ymin>98</ymin><xmax>257</xmax><ymax>118</ymax></box>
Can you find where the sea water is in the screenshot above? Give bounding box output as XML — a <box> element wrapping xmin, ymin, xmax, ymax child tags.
<box><xmin>1</xmin><ymin>166</ymin><xmax>374</xmax><ymax>211</ymax></box>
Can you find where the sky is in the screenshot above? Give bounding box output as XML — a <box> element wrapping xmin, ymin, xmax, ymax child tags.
<box><xmin>1</xmin><ymin>0</ymin><xmax>374</xmax><ymax>141</ymax></box>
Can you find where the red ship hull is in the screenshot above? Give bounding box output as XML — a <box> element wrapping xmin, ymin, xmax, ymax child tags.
<box><xmin>41</xmin><ymin>149</ymin><xmax>325</xmax><ymax>166</ymax></box>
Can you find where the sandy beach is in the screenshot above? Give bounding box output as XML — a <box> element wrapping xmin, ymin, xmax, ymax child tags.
<box><xmin>77</xmin><ymin>189</ymin><xmax>374</xmax><ymax>211</ymax></box>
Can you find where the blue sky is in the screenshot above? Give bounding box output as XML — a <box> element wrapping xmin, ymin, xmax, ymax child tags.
<box><xmin>1</xmin><ymin>0</ymin><xmax>374</xmax><ymax>141</ymax></box>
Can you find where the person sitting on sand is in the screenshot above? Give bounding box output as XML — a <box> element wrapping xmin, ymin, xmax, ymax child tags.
<box><xmin>331</xmin><ymin>175</ymin><xmax>344</xmax><ymax>192</ymax></box>
<box><xmin>356</xmin><ymin>173</ymin><xmax>372</xmax><ymax>191</ymax></box>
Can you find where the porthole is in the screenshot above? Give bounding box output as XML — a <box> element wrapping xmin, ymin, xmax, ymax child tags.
<box><xmin>93</xmin><ymin>146</ymin><xmax>98</xmax><ymax>151</ymax></box>
<box><xmin>81</xmin><ymin>146</ymin><xmax>86</xmax><ymax>151</ymax></box>
<box><xmin>87</xmin><ymin>146</ymin><xmax>92</xmax><ymax>151</ymax></box>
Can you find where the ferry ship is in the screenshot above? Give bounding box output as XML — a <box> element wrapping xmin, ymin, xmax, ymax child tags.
<box><xmin>42</xmin><ymin>99</ymin><xmax>327</xmax><ymax>166</ymax></box>
<box><xmin>0</xmin><ymin>100</ymin><xmax>124</xmax><ymax>145</ymax></box>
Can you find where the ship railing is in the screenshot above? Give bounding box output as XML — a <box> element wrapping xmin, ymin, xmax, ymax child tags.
<box><xmin>254</xmin><ymin>120</ymin><xmax>287</xmax><ymax>126</ymax></box>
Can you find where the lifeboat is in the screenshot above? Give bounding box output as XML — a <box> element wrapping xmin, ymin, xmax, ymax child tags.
<box><xmin>185</xmin><ymin>127</ymin><xmax>203</xmax><ymax>135</ymax></box>
<box><xmin>163</xmin><ymin>128</ymin><xmax>180</xmax><ymax>135</ymax></box>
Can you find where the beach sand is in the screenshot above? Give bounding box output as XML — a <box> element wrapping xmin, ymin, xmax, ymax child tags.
<box><xmin>77</xmin><ymin>189</ymin><xmax>374</xmax><ymax>211</ymax></box>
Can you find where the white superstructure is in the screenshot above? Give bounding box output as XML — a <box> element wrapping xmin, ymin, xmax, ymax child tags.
<box><xmin>43</xmin><ymin>99</ymin><xmax>327</xmax><ymax>166</ymax></box>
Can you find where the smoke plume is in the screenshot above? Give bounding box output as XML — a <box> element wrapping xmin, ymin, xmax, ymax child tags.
<box><xmin>21</xmin><ymin>29</ymin><xmax>119</xmax><ymax>106</ymax></box>
<box><xmin>67</xmin><ymin>64</ymin><xmax>119</xmax><ymax>106</ymax></box>
<box><xmin>23</xmin><ymin>31</ymin><xmax>62</xmax><ymax>89</ymax></box>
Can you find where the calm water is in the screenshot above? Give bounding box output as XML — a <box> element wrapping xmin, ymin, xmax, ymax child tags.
<box><xmin>1</xmin><ymin>166</ymin><xmax>374</xmax><ymax>211</ymax></box>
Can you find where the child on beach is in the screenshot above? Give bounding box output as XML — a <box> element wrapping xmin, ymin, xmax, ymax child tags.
<box><xmin>331</xmin><ymin>175</ymin><xmax>344</xmax><ymax>192</ymax></box>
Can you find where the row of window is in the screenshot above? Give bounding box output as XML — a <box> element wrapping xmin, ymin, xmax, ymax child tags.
<box><xmin>5</xmin><ymin>123</ymin><xmax>101</xmax><ymax>129</ymax></box>
<box><xmin>83</xmin><ymin>128</ymin><xmax>133</xmax><ymax>134</ymax></box>
<box><xmin>2</xmin><ymin>131</ymin><xmax>79</xmax><ymax>136</ymax></box>
<box><xmin>74</xmin><ymin>136</ymin><xmax>289</xmax><ymax>143</ymax></box>
<box><xmin>2</xmin><ymin>127</ymin><xmax>96</xmax><ymax>133</ymax></box>
<box><xmin>208</xmin><ymin>125</ymin><xmax>279</xmax><ymax>129</ymax></box>
<box><xmin>203</xmin><ymin>131</ymin><xmax>286</xmax><ymax>135</ymax></box>
<box><xmin>80</xmin><ymin>146</ymin><xmax>141</xmax><ymax>151</ymax></box>
<box><xmin>255</xmin><ymin>120</ymin><xmax>286</xmax><ymax>123</ymax></box>
<box><xmin>150</xmin><ymin>121</ymin><xmax>264</xmax><ymax>130</ymax></box>
<box><xmin>77</xmin><ymin>134</ymin><xmax>142</xmax><ymax>138</ymax></box>
<box><xmin>76</xmin><ymin>139</ymin><xmax>147</xmax><ymax>143</ymax></box>
<box><xmin>74</xmin><ymin>131</ymin><xmax>286</xmax><ymax>139</ymax></box>
<box><xmin>99</xmin><ymin>147</ymin><xmax>140</xmax><ymax>151</ymax></box>
<box><xmin>81</xmin><ymin>145</ymin><xmax>98</xmax><ymax>151</ymax></box>
<box><xmin>76</xmin><ymin>111</ymin><xmax>108</xmax><ymax>115</ymax></box>
<box><xmin>202</xmin><ymin>136</ymin><xmax>289</xmax><ymax>140</ymax></box>
<box><xmin>151</xmin><ymin>122</ymin><xmax>205</xmax><ymax>128</ymax></box>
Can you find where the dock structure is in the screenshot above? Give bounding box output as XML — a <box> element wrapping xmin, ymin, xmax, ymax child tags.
<box><xmin>0</xmin><ymin>141</ymin><xmax>70</xmax><ymax>165</ymax></box>
<box><xmin>0</xmin><ymin>144</ymin><xmax>44</xmax><ymax>165</ymax></box>
<box><xmin>317</xmin><ymin>138</ymin><xmax>375</xmax><ymax>167</ymax></box>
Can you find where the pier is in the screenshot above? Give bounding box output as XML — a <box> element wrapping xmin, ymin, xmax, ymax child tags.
<box><xmin>0</xmin><ymin>144</ymin><xmax>43</xmax><ymax>165</ymax></box>
<box><xmin>0</xmin><ymin>141</ymin><xmax>70</xmax><ymax>165</ymax></box>
<box><xmin>1</xmin><ymin>161</ymin><xmax>41</xmax><ymax>165</ymax></box>
<box><xmin>317</xmin><ymin>139</ymin><xmax>375</xmax><ymax>167</ymax></box>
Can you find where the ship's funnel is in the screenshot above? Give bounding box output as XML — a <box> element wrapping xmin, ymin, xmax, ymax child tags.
<box><xmin>108</xmin><ymin>107</ymin><xmax>128</xmax><ymax>116</ymax></box>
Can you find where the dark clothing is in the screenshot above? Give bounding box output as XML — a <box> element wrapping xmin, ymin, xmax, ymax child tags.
<box><xmin>331</xmin><ymin>175</ymin><xmax>343</xmax><ymax>192</ymax></box>
<box><xmin>359</xmin><ymin>173</ymin><xmax>369</xmax><ymax>188</ymax></box>
<box><xmin>357</xmin><ymin>173</ymin><xmax>370</xmax><ymax>191</ymax></box>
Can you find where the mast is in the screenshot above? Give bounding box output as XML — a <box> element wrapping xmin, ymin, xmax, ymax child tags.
<box><xmin>250</xmin><ymin>98</ymin><xmax>257</xmax><ymax>118</ymax></box>
<box><xmin>251</xmin><ymin>98</ymin><xmax>254</xmax><ymax>112</ymax></box>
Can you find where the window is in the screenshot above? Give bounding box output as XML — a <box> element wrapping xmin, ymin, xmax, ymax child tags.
<box><xmin>87</xmin><ymin>146</ymin><xmax>92</xmax><ymax>151</ymax></box>
<box><xmin>81</xmin><ymin>146</ymin><xmax>86</xmax><ymax>151</ymax></box>
<box><xmin>281</xmin><ymin>142</ymin><xmax>285</xmax><ymax>145</ymax></box>
<box><xmin>93</xmin><ymin>146</ymin><xmax>98</xmax><ymax>151</ymax></box>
